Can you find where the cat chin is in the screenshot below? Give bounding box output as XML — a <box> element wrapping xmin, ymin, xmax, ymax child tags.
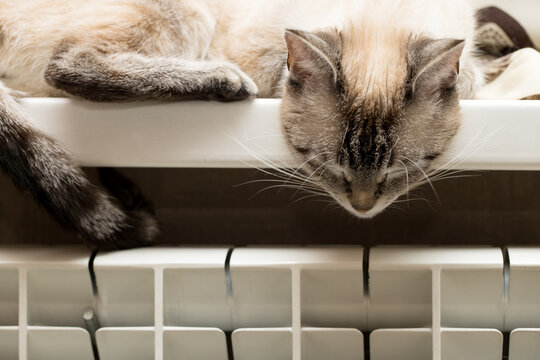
<box><xmin>333</xmin><ymin>199</ymin><xmax>383</xmax><ymax>219</ymax></box>
<box><xmin>335</xmin><ymin>196</ymin><xmax>396</xmax><ymax>219</ymax></box>
<box><xmin>349</xmin><ymin>210</ymin><xmax>379</xmax><ymax>219</ymax></box>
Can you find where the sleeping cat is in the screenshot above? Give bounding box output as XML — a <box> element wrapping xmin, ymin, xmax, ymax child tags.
<box><xmin>0</xmin><ymin>0</ymin><xmax>483</xmax><ymax>248</ymax></box>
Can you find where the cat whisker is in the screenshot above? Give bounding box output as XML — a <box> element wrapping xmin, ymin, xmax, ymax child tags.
<box><xmin>403</xmin><ymin>156</ymin><xmax>440</xmax><ymax>204</ymax></box>
<box><xmin>387</xmin><ymin>204</ymin><xmax>406</xmax><ymax>212</ymax></box>
<box><xmin>436</xmin><ymin>119</ymin><xmax>503</xmax><ymax>171</ymax></box>
<box><xmin>338</xmin><ymin>120</ymin><xmax>351</xmax><ymax>164</ymax></box>
<box><xmin>403</xmin><ymin>194</ymin><xmax>437</xmax><ymax>210</ymax></box>
<box><xmin>231</xmin><ymin>145</ymin><xmax>332</xmax><ymax>199</ymax></box>
<box><xmin>431</xmin><ymin>174</ymin><xmax>479</xmax><ymax>182</ymax></box>
<box><xmin>287</xmin><ymin>150</ymin><xmax>334</xmax><ymax>183</ymax></box>
<box><xmin>289</xmin><ymin>193</ymin><xmax>332</xmax><ymax>206</ymax></box>
<box><xmin>231</xmin><ymin>136</ymin><xmax>323</xmax><ymax>187</ymax></box>
<box><xmin>429</xmin><ymin>168</ymin><xmax>479</xmax><ymax>182</ymax></box>
<box><xmin>292</xmin><ymin>156</ymin><xmax>334</xmax><ymax>196</ymax></box>
<box><xmin>387</xmin><ymin>136</ymin><xmax>400</xmax><ymax>164</ymax></box>
<box><xmin>393</xmin><ymin>196</ymin><xmax>433</xmax><ymax>204</ymax></box>
<box><xmin>234</xmin><ymin>177</ymin><xmax>321</xmax><ymax>189</ymax></box>
<box><xmin>428</xmin><ymin>168</ymin><xmax>472</xmax><ymax>181</ymax></box>
<box><xmin>435</xmin><ymin>129</ymin><xmax>486</xmax><ymax>171</ymax></box>
<box><xmin>235</xmin><ymin>179</ymin><xmax>324</xmax><ymax>198</ymax></box>
<box><xmin>444</xmin><ymin>124</ymin><xmax>506</xmax><ymax>170</ymax></box>
<box><xmin>240</xmin><ymin>162</ymin><xmax>316</xmax><ymax>189</ymax></box>
<box><xmin>309</xmin><ymin>198</ymin><xmax>336</xmax><ymax>204</ymax></box>
<box><xmin>397</xmin><ymin>159</ymin><xmax>410</xmax><ymax>205</ymax></box>
<box><xmin>249</xmin><ymin>183</ymin><xmax>327</xmax><ymax>200</ymax></box>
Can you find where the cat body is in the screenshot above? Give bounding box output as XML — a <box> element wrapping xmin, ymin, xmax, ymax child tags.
<box><xmin>1</xmin><ymin>0</ymin><xmax>480</xmax><ymax>97</ymax></box>
<box><xmin>0</xmin><ymin>0</ymin><xmax>483</xmax><ymax>245</ymax></box>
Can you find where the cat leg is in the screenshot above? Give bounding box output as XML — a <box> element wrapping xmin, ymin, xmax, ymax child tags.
<box><xmin>0</xmin><ymin>82</ymin><xmax>158</xmax><ymax>249</ymax></box>
<box><xmin>44</xmin><ymin>45</ymin><xmax>258</xmax><ymax>102</ymax></box>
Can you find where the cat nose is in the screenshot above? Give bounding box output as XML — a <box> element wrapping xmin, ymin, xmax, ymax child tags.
<box><xmin>351</xmin><ymin>203</ymin><xmax>373</xmax><ymax>214</ymax></box>
<box><xmin>349</xmin><ymin>191</ymin><xmax>375</xmax><ymax>213</ymax></box>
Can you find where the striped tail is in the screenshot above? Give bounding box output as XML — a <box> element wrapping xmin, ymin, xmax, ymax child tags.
<box><xmin>0</xmin><ymin>83</ymin><xmax>158</xmax><ymax>249</ymax></box>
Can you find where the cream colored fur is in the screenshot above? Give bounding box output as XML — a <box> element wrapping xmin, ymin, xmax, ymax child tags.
<box><xmin>0</xmin><ymin>0</ymin><xmax>482</xmax><ymax>98</ymax></box>
<box><xmin>0</xmin><ymin>0</ymin><xmax>487</xmax><ymax>221</ymax></box>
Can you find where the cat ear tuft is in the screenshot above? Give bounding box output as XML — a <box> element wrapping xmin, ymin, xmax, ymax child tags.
<box><xmin>411</xmin><ymin>39</ymin><xmax>465</xmax><ymax>97</ymax></box>
<box><xmin>284</xmin><ymin>29</ymin><xmax>338</xmax><ymax>85</ymax></box>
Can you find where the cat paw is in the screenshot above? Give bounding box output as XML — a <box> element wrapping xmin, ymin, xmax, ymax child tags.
<box><xmin>88</xmin><ymin>209</ymin><xmax>159</xmax><ymax>251</ymax></box>
<box><xmin>210</xmin><ymin>64</ymin><xmax>259</xmax><ymax>101</ymax></box>
<box><xmin>91</xmin><ymin>168</ymin><xmax>159</xmax><ymax>250</ymax></box>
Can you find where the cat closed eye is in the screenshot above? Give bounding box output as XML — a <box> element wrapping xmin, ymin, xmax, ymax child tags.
<box><xmin>342</xmin><ymin>177</ymin><xmax>353</xmax><ymax>193</ymax></box>
<box><xmin>424</xmin><ymin>153</ymin><xmax>441</xmax><ymax>161</ymax></box>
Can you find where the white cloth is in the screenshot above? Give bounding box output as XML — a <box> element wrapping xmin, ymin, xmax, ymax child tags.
<box><xmin>476</xmin><ymin>48</ymin><xmax>540</xmax><ymax>100</ymax></box>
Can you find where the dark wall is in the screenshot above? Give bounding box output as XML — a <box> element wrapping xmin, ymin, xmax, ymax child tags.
<box><xmin>1</xmin><ymin>168</ymin><xmax>539</xmax><ymax>246</ymax></box>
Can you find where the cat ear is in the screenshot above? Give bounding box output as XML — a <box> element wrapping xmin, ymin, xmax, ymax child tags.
<box><xmin>284</xmin><ymin>29</ymin><xmax>338</xmax><ymax>85</ymax></box>
<box><xmin>411</xmin><ymin>39</ymin><xmax>465</xmax><ymax>97</ymax></box>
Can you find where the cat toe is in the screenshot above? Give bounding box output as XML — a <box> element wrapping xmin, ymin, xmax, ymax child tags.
<box><xmin>90</xmin><ymin>168</ymin><xmax>159</xmax><ymax>250</ymax></box>
<box><xmin>212</xmin><ymin>66</ymin><xmax>258</xmax><ymax>101</ymax></box>
<box><xmin>240</xmin><ymin>75</ymin><xmax>259</xmax><ymax>97</ymax></box>
<box><xmin>85</xmin><ymin>210</ymin><xmax>159</xmax><ymax>251</ymax></box>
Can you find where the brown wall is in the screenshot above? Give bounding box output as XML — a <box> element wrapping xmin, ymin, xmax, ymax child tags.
<box><xmin>1</xmin><ymin>168</ymin><xmax>539</xmax><ymax>247</ymax></box>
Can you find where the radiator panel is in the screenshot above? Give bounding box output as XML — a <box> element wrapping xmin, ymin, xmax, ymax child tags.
<box><xmin>96</xmin><ymin>327</ymin><xmax>155</xmax><ymax>360</ymax></box>
<box><xmin>163</xmin><ymin>327</ymin><xmax>228</xmax><ymax>360</ymax></box>
<box><xmin>27</xmin><ymin>327</ymin><xmax>94</xmax><ymax>360</ymax></box>
<box><xmin>1</xmin><ymin>246</ymin><xmax>540</xmax><ymax>360</ymax></box>
<box><xmin>232</xmin><ymin>328</ymin><xmax>293</xmax><ymax>360</ymax></box>
<box><xmin>0</xmin><ymin>327</ymin><xmax>18</xmax><ymax>360</ymax></box>
<box><xmin>509</xmin><ymin>329</ymin><xmax>540</xmax><ymax>360</ymax></box>
<box><xmin>370</xmin><ymin>328</ymin><xmax>432</xmax><ymax>360</ymax></box>
<box><xmin>0</xmin><ymin>269</ymin><xmax>18</xmax><ymax>326</ymax></box>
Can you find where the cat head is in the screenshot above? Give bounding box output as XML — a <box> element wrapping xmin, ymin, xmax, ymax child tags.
<box><xmin>280</xmin><ymin>26</ymin><xmax>464</xmax><ymax>217</ymax></box>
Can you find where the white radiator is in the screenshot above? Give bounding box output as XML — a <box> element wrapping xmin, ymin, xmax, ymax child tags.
<box><xmin>19</xmin><ymin>99</ymin><xmax>540</xmax><ymax>171</ymax></box>
<box><xmin>1</xmin><ymin>246</ymin><xmax>539</xmax><ymax>360</ymax></box>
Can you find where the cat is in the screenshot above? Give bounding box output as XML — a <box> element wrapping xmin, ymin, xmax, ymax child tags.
<box><xmin>0</xmin><ymin>0</ymin><xmax>483</xmax><ymax>248</ymax></box>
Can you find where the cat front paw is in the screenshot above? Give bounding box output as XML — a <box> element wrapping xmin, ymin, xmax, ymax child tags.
<box><xmin>210</xmin><ymin>64</ymin><xmax>259</xmax><ymax>101</ymax></box>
